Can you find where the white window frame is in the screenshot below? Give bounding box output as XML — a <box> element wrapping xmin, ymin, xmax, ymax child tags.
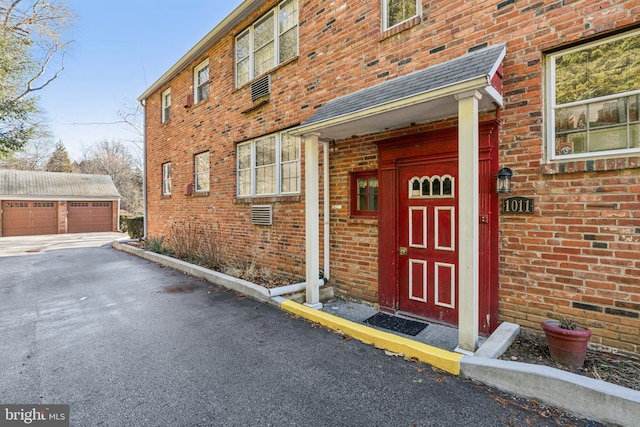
<box><xmin>236</xmin><ymin>132</ymin><xmax>300</xmax><ymax>197</ymax></box>
<box><xmin>545</xmin><ymin>29</ymin><xmax>640</xmax><ymax>161</ymax></box>
<box><xmin>162</xmin><ymin>162</ymin><xmax>172</xmax><ymax>196</ymax></box>
<box><xmin>194</xmin><ymin>152</ymin><xmax>210</xmax><ymax>193</ymax></box>
<box><xmin>235</xmin><ymin>0</ymin><xmax>299</xmax><ymax>88</ymax></box>
<box><xmin>161</xmin><ymin>88</ymin><xmax>171</xmax><ymax>123</ymax></box>
<box><xmin>194</xmin><ymin>59</ymin><xmax>210</xmax><ymax>103</ymax></box>
<box><xmin>382</xmin><ymin>0</ymin><xmax>421</xmax><ymax>31</ymax></box>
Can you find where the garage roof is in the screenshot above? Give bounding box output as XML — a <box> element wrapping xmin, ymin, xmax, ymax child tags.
<box><xmin>0</xmin><ymin>170</ymin><xmax>120</xmax><ymax>199</ymax></box>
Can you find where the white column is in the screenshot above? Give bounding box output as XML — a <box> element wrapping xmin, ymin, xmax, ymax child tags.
<box><xmin>304</xmin><ymin>133</ymin><xmax>322</xmax><ymax>309</ymax></box>
<box><xmin>455</xmin><ymin>90</ymin><xmax>482</xmax><ymax>354</ymax></box>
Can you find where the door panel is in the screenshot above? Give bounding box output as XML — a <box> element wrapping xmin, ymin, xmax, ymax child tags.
<box><xmin>2</xmin><ymin>201</ymin><xmax>57</xmax><ymax>236</ymax></box>
<box><xmin>398</xmin><ymin>161</ymin><xmax>458</xmax><ymax>324</ymax></box>
<box><xmin>68</xmin><ymin>202</ymin><xmax>113</xmax><ymax>233</ymax></box>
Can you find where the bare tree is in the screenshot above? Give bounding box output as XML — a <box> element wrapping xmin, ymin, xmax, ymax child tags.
<box><xmin>1</xmin><ymin>0</ymin><xmax>74</xmax><ymax>100</ymax></box>
<box><xmin>76</xmin><ymin>140</ymin><xmax>143</xmax><ymax>214</ymax></box>
<box><xmin>0</xmin><ymin>130</ymin><xmax>54</xmax><ymax>169</ymax></box>
<box><xmin>0</xmin><ymin>0</ymin><xmax>74</xmax><ymax>156</ymax></box>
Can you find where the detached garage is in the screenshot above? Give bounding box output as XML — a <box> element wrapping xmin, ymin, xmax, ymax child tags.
<box><xmin>0</xmin><ymin>169</ymin><xmax>121</xmax><ymax>237</ymax></box>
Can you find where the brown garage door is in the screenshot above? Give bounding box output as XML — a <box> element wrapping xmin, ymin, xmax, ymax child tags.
<box><xmin>68</xmin><ymin>201</ymin><xmax>113</xmax><ymax>233</ymax></box>
<box><xmin>2</xmin><ymin>201</ymin><xmax>58</xmax><ymax>236</ymax></box>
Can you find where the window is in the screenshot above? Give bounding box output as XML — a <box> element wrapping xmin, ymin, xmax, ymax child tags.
<box><xmin>409</xmin><ymin>175</ymin><xmax>454</xmax><ymax>198</ymax></box>
<box><xmin>382</xmin><ymin>0</ymin><xmax>420</xmax><ymax>31</ymax></box>
<box><xmin>161</xmin><ymin>89</ymin><xmax>171</xmax><ymax>122</ymax></box>
<box><xmin>194</xmin><ymin>152</ymin><xmax>210</xmax><ymax>193</ymax></box>
<box><xmin>235</xmin><ymin>0</ymin><xmax>298</xmax><ymax>87</ymax></box>
<box><xmin>546</xmin><ymin>29</ymin><xmax>640</xmax><ymax>160</ymax></box>
<box><xmin>237</xmin><ymin>132</ymin><xmax>300</xmax><ymax>197</ymax></box>
<box><xmin>194</xmin><ymin>60</ymin><xmax>209</xmax><ymax>103</ymax></box>
<box><xmin>162</xmin><ymin>162</ymin><xmax>172</xmax><ymax>196</ymax></box>
<box><xmin>350</xmin><ymin>171</ymin><xmax>378</xmax><ymax>218</ymax></box>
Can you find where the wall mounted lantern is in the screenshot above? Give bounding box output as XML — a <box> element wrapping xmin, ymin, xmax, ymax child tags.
<box><xmin>496</xmin><ymin>167</ymin><xmax>513</xmax><ymax>194</ymax></box>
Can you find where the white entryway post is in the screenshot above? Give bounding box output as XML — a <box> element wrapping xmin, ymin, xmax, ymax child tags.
<box><xmin>455</xmin><ymin>90</ymin><xmax>482</xmax><ymax>354</ymax></box>
<box><xmin>303</xmin><ymin>133</ymin><xmax>322</xmax><ymax>309</ymax></box>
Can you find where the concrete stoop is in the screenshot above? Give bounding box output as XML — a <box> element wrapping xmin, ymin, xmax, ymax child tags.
<box><xmin>113</xmin><ymin>240</ymin><xmax>640</xmax><ymax>427</ymax></box>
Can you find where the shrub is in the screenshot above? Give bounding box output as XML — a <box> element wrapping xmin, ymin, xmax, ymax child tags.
<box><xmin>199</xmin><ymin>223</ymin><xmax>231</xmax><ymax>270</ymax></box>
<box><xmin>123</xmin><ymin>216</ymin><xmax>144</xmax><ymax>239</ymax></box>
<box><xmin>167</xmin><ymin>220</ymin><xmax>201</xmax><ymax>261</ymax></box>
<box><xmin>144</xmin><ymin>236</ymin><xmax>166</xmax><ymax>254</ymax></box>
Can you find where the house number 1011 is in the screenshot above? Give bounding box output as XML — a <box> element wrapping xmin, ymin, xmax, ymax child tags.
<box><xmin>502</xmin><ymin>197</ymin><xmax>534</xmax><ymax>214</ymax></box>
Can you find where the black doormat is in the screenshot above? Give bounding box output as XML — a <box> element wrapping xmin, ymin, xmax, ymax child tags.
<box><xmin>363</xmin><ymin>312</ymin><xmax>428</xmax><ymax>336</ymax></box>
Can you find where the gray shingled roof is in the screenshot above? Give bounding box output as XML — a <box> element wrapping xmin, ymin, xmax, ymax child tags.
<box><xmin>0</xmin><ymin>169</ymin><xmax>120</xmax><ymax>198</ymax></box>
<box><xmin>303</xmin><ymin>43</ymin><xmax>506</xmax><ymax>126</ymax></box>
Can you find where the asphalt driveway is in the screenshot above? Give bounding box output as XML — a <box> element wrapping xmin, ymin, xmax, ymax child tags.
<box><xmin>0</xmin><ymin>234</ymin><xmax>600</xmax><ymax>426</ymax></box>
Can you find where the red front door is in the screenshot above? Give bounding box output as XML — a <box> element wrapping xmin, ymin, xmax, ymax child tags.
<box><xmin>376</xmin><ymin>122</ymin><xmax>500</xmax><ymax>334</ymax></box>
<box><xmin>398</xmin><ymin>161</ymin><xmax>458</xmax><ymax>324</ymax></box>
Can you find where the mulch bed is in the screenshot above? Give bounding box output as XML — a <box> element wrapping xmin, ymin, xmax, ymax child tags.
<box><xmin>499</xmin><ymin>330</ymin><xmax>640</xmax><ymax>392</ymax></box>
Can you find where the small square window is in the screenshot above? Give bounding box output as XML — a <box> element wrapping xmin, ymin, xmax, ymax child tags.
<box><xmin>382</xmin><ymin>0</ymin><xmax>420</xmax><ymax>31</ymax></box>
<box><xmin>350</xmin><ymin>171</ymin><xmax>378</xmax><ymax>218</ymax></box>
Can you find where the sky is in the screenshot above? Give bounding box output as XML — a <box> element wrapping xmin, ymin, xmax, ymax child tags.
<box><xmin>37</xmin><ymin>0</ymin><xmax>244</xmax><ymax>161</ymax></box>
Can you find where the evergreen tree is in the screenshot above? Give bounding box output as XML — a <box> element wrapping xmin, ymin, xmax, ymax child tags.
<box><xmin>45</xmin><ymin>141</ymin><xmax>73</xmax><ymax>172</ymax></box>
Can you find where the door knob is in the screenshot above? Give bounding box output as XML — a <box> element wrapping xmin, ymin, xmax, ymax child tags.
<box><xmin>398</xmin><ymin>247</ymin><xmax>408</xmax><ymax>256</ymax></box>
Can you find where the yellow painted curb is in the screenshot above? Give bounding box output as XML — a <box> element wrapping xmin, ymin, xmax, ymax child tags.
<box><xmin>281</xmin><ymin>300</ymin><xmax>462</xmax><ymax>375</ymax></box>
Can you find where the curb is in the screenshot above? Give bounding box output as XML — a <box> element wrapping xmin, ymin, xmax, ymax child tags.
<box><xmin>277</xmin><ymin>298</ymin><xmax>463</xmax><ymax>375</ymax></box>
<box><xmin>460</xmin><ymin>356</ymin><xmax>640</xmax><ymax>427</ymax></box>
<box><xmin>112</xmin><ymin>241</ymin><xmax>270</xmax><ymax>302</ymax></box>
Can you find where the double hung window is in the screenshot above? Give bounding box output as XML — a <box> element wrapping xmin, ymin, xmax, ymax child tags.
<box><xmin>161</xmin><ymin>89</ymin><xmax>171</xmax><ymax>122</ymax></box>
<box><xmin>162</xmin><ymin>163</ymin><xmax>172</xmax><ymax>195</ymax></box>
<box><xmin>235</xmin><ymin>0</ymin><xmax>298</xmax><ymax>87</ymax></box>
<box><xmin>195</xmin><ymin>152</ymin><xmax>210</xmax><ymax>193</ymax></box>
<box><xmin>546</xmin><ymin>30</ymin><xmax>640</xmax><ymax>160</ymax></box>
<box><xmin>237</xmin><ymin>132</ymin><xmax>300</xmax><ymax>197</ymax></box>
<box><xmin>194</xmin><ymin>60</ymin><xmax>210</xmax><ymax>103</ymax></box>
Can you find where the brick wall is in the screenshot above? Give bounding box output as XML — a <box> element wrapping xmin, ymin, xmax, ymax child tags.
<box><xmin>144</xmin><ymin>0</ymin><xmax>640</xmax><ymax>353</ymax></box>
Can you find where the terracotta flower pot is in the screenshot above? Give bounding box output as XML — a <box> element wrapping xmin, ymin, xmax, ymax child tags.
<box><xmin>541</xmin><ymin>320</ymin><xmax>592</xmax><ymax>368</ymax></box>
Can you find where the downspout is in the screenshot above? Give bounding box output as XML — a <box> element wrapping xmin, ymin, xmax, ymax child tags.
<box><xmin>117</xmin><ymin>198</ymin><xmax>122</xmax><ymax>232</ymax></box>
<box><xmin>323</xmin><ymin>140</ymin><xmax>330</xmax><ymax>280</ymax></box>
<box><xmin>139</xmin><ymin>99</ymin><xmax>148</xmax><ymax>241</ymax></box>
<box><xmin>268</xmin><ymin>279</ymin><xmax>326</xmax><ymax>298</ymax></box>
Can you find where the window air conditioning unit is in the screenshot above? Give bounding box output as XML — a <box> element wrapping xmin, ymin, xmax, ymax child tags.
<box><xmin>251</xmin><ymin>205</ymin><xmax>272</xmax><ymax>226</ymax></box>
<box><xmin>250</xmin><ymin>75</ymin><xmax>271</xmax><ymax>102</ymax></box>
